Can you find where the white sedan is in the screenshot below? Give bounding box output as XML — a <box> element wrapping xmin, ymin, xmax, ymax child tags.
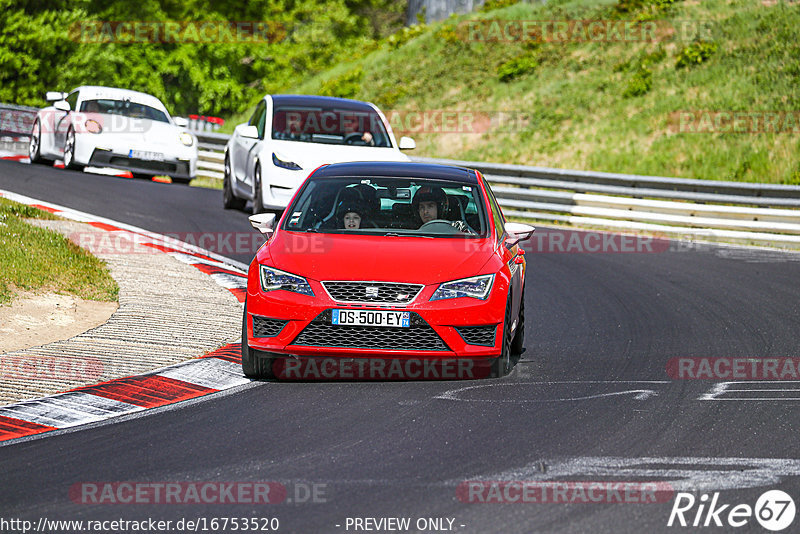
<box><xmin>223</xmin><ymin>94</ymin><xmax>415</xmax><ymax>213</ymax></box>
<box><xmin>28</xmin><ymin>85</ymin><xmax>198</xmax><ymax>183</ymax></box>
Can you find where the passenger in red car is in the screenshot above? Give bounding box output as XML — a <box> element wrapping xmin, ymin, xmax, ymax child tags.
<box><xmin>343</xmin><ymin>210</ymin><xmax>362</xmax><ymax>229</ymax></box>
<box><xmin>337</xmin><ymin>201</ymin><xmax>366</xmax><ymax>229</ymax></box>
<box><xmin>412</xmin><ymin>186</ymin><xmax>448</xmax><ymax>226</ymax></box>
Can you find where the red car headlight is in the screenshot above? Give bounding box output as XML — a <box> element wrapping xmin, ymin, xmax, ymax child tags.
<box><xmin>430</xmin><ymin>274</ymin><xmax>494</xmax><ymax>301</ymax></box>
<box><xmin>259</xmin><ymin>265</ymin><xmax>314</xmax><ymax>296</ymax></box>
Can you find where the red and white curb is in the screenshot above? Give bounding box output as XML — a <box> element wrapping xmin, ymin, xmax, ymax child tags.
<box><xmin>1</xmin><ymin>152</ymin><xmax>175</xmax><ymax>182</ymax></box>
<box><xmin>0</xmin><ymin>190</ymin><xmax>253</xmax><ymax>444</ymax></box>
<box><xmin>0</xmin><ymin>344</ymin><xmax>246</xmax><ymax>442</ymax></box>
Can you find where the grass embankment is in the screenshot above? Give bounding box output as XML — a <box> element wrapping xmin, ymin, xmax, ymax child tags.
<box><xmin>227</xmin><ymin>0</ymin><xmax>800</xmax><ymax>185</ymax></box>
<box><xmin>189</xmin><ymin>176</ymin><xmax>223</xmax><ymax>190</ymax></box>
<box><xmin>0</xmin><ymin>199</ymin><xmax>119</xmax><ymax>304</ymax></box>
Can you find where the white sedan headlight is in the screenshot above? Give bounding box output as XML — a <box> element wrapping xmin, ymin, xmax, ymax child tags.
<box><xmin>179</xmin><ymin>132</ymin><xmax>194</xmax><ymax>146</ymax></box>
<box><xmin>260</xmin><ymin>265</ymin><xmax>314</xmax><ymax>296</ymax></box>
<box><xmin>272</xmin><ymin>152</ymin><xmax>302</xmax><ymax>170</ymax></box>
<box><xmin>430</xmin><ymin>274</ymin><xmax>494</xmax><ymax>301</ymax></box>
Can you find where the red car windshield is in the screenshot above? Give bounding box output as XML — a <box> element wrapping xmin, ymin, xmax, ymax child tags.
<box><xmin>284</xmin><ymin>177</ymin><xmax>488</xmax><ymax>237</ymax></box>
<box><xmin>272</xmin><ymin>107</ymin><xmax>392</xmax><ymax>147</ymax></box>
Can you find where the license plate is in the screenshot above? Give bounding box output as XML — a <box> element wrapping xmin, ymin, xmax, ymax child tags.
<box><xmin>332</xmin><ymin>309</ymin><xmax>410</xmax><ymax>328</ymax></box>
<box><xmin>129</xmin><ymin>150</ymin><xmax>164</xmax><ymax>161</ymax></box>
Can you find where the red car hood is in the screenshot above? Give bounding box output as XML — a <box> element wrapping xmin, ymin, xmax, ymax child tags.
<box><xmin>261</xmin><ymin>232</ymin><xmax>497</xmax><ymax>285</ymax></box>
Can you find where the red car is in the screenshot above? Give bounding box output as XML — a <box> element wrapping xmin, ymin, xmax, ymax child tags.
<box><xmin>242</xmin><ymin>161</ymin><xmax>534</xmax><ymax>379</ymax></box>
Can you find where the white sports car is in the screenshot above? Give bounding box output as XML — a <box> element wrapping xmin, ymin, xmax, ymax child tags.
<box><xmin>223</xmin><ymin>95</ymin><xmax>415</xmax><ymax>213</ymax></box>
<box><xmin>28</xmin><ymin>85</ymin><xmax>198</xmax><ymax>183</ymax></box>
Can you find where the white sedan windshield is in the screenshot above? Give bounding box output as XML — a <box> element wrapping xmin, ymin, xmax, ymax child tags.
<box><xmin>272</xmin><ymin>107</ymin><xmax>391</xmax><ymax>147</ymax></box>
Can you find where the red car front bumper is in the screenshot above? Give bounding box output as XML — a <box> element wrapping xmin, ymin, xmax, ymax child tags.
<box><xmin>244</xmin><ymin>263</ymin><xmax>508</xmax><ymax>360</ymax></box>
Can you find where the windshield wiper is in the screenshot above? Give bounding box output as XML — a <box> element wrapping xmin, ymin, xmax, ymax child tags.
<box><xmin>384</xmin><ymin>232</ymin><xmax>432</xmax><ymax>238</ymax></box>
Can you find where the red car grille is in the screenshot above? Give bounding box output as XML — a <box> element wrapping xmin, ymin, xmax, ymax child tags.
<box><xmin>321</xmin><ymin>281</ymin><xmax>423</xmax><ymax>304</ymax></box>
<box><xmin>251</xmin><ymin>315</ymin><xmax>288</xmax><ymax>338</ymax></box>
<box><xmin>290</xmin><ymin>311</ymin><xmax>449</xmax><ymax>351</ymax></box>
<box><xmin>455</xmin><ymin>325</ymin><xmax>497</xmax><ymax>346</ymax></box>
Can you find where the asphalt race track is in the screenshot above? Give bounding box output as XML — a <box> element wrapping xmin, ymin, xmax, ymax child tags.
<box><xmin>2</xmin><ymin>159</ymin><xmax>800</xmax><ymax>533</ymax></box>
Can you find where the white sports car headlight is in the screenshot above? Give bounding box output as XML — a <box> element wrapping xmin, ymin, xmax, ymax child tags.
<box><xmin>430</xmin><ymin>274</ymin><xmax>494</xmax><ymax>301</ymax></box>
<box><xmin>179</xmin><ymin>132</ymin><xmax>194</xmax><ymax>146</ymax></box>
<box><xmin>272</xmin><ymin>152</ymin><xmax>302</xmax><ymax>170</ymax></box>
<box><xmin>260</xmin><ymin>265</ymin><xmax>314</xmax><ymax>296</ymax></box>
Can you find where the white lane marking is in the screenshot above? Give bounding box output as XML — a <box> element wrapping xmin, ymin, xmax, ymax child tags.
<box><xmin>157</xmin><ymin>358</ymin><xmax>251</xmax><ymax>390</ymax></box>
<box><xmin>435</xmin><ymin>381</ymin><xmax>667</xmax><ymax>402</ymax></box>
<box><xmin>48</xmin><ymin>391</ymin><xmax>142</xmax><ymax>416</ymax></box>
<box><xmin>460</xmin><ymin>457</ymin><xmax>800</xmax><ymax>492</ymax></box>
<box><xmin>0</xmin><ymin>394</ymin><xmax>143</xmax><ymax>428</ymax></box>
<box><xmin>0</xmin><ymin>380</ymin><xmax>262</xmax><ymax>448</ymax></box>
<box><xmin>700</xmin><ymin>381</ymin><xmax>800</xmax><ymax>401</ymax></box>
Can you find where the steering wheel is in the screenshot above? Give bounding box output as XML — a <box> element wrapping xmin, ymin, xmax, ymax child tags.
<box><xmin>344</xmin><ymin>132</ymin><xmax>365</xmax><ymax>145</ymax></box>
<box><xmin>419</xmin><ymin>219</ymin><xmax>461</xmax><ymax>233</ymax></box>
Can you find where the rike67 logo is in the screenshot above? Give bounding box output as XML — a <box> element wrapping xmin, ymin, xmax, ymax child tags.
<box><xmin>668</xmin><ymin>490</ymin><xmax>796</xmax><ymax>531</ymax></box>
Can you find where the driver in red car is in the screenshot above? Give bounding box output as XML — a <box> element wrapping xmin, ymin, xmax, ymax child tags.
<box><xmin>412</xmin><ymin>186</ymin><xmax>472</xmax><ymax>233</ymax></box>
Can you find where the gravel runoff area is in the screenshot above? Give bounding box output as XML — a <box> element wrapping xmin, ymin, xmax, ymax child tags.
<box><xmin>0</xmin><ymin>219</ymin><xmax>243</xmax><ymax>405</ymax></box>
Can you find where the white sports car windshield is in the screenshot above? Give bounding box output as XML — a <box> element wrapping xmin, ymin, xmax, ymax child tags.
<box><xmin>284</xmin><ymin>177</ymin><xmax>488</xmax><ymax>237</ymax></box>
<box><xmin>79</xmin><ymin>99</ymin><xmax>170</xmax><ymax>123</ymax></box>
<box><xmin>272</xmin><ymin>107</ymin><xmax>392</xmax><ymax>147</ymax></box>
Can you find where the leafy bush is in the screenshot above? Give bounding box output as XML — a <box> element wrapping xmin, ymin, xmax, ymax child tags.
<box><xmin>615</xmin><ymin>0</ymin><xmax>680</xmax><ymax>14</ymax></box>
<box><xmin>676</xmin><ymin>41</ymin><xmax>718</xmax><ymax>68</ymax></box>
<box><xmin>384</xmin><ymin>24</ymin><xmax>426</xmax><ymax>50</ymax></box>
<box><xmin>497</xmin><ymin>54</ymin><xmax>538</xmax><ymax>83</ymax></box>
<box><xmin>434</xmin><ymin>23</ymin><xmax>462</xmax><ymax>45</ymax></box>
<box><xmin>318</xmin><ymin>67</ymin><xmax>364</xmax><ymax>99</ymax></box>
<box><xmin>481</xmin><ymin>0</ymin><xmax>520</xmax><ymax>12</ymax></box>
<box><xmin>622</xmin><ymin>65</ymin><xmax>653</xmax><ymax>97</ymax></box>
<box><xmin>0</xmin><ymin>0</ymin><xmax>403</xmax><ymax>116</ymax></box>
<box><xmin>614</xmin><ymin>46</ymin><xmax>666</xmax><ymax>72</ymax></box>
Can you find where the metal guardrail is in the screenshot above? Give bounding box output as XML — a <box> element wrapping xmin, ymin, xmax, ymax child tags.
<box><xmin>0</xmin><ymin>105</ymin><xmax>37</xmax><ymax>138</ymax></box>
<box><xmin>192</xmin><ymin>131</ymin><xmax>800</xmax><ymax>248</ymax></box>
<box><xmin>2</xmin><ymin>115</ymin><xmax>798</xmax><ymax>248</ymax></box>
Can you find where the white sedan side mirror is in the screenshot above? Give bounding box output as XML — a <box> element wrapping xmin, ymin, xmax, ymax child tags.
<box><xmin>398</xmin><ymin>136</ymin><xmax>416</xmax><ymax>150</ymax></box>
<box><xmin>53</xmin><ymin>100</ymin><xmax>70</xmax><ymax>112</ymax></box>
<box><xmin>249</xmin><ymin>213</ymin><xmax>276</xmax><ymax>236</ymax></box>
<box><xmin>46</xmin><ymin>91</ymin><xmax>68</xmax><ymax>102</ymax></box>
<box><xmin>505</xmin><ymin>221</ymin><xmax>535</xmax><ymax>246</ymax></box>
<box><xmin>173</xmin><ymin>117</ymin><xmax>189</xmax><ymax>127</ymax></box>
<box><xmin>240</xmin><ymin>125</ymin><xmax>260</xmax><ymax>139</ymax></box>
